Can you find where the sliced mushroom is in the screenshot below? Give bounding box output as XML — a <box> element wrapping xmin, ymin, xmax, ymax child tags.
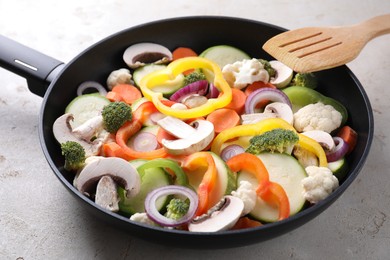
<box><xmin>157</xmin><ymin>115</ymin><xmax>197</xmax><ymax>139</ymax></box>
<box><xmin>123</xmin><ymin>42</ymin><xmax>172</xmax><ymax>69</ymax></box>
<box><xmin>264</xmin><ymin>102</ymin><xmax>294</xmax><ymax>125</ymax></box>
<box><xmin>301</xmin><ymin>130</ymin><xmax>335</xmax><ymax>151</ymax></box>
<box><xmin>95</xmin><ymin>176</ymin><xmax>120</xmax><ymax>212</ymax></box>
<box><xmin>72</xmin><ymin>115</ymin><xmax>104</xmax><ymax>142</ymax></box>
<box><xmin>74</xmin><ymin>157</ymin><xmax>141</xmax><ymax>199</ymax></box>
<box><xmin>188</xmin><ymin>196</ymin><xmax>244</xmax><ymax>232</ymax></box>
<box><xmin>53</xmin><ymin>113</ymin><xmax>105</xmax><ymax>157</ymax></box>
<box><xmin>182</xmin><ymin>95</ymin><xmax>208</xmax><ymax>108</ymax></box>
<box><xmin>241</xmin><ymin>101</ymin><xmax>293</xmax><ymax>125</ymax></box>
<box><xmin>269</xmin><ymin>60</ymin><xmax>293</xmax><ymax>88</ymax></box>
<box><xmin>157</xmin><ymin>116</ymin><xmax>214</xmax><ymax>155</ymax></box>
<box><xmin>293</xmin><ymin>146</ymin><xmax>319</xmax><ymax>168</ymax></box>
<box><xmin>241</xmin><ymin>112</ymin><xmax>277</xmax><ymax>125</ymax></box>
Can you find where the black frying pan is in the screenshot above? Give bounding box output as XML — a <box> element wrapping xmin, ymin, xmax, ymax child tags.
<box><xmin>0</xmin><ymin>16</ymin><xmax>374</xmax><ymax>248</ymax></box>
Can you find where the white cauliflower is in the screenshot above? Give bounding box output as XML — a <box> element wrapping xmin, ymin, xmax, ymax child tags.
<box><xmin>293</xmin><ymin>102</ymin><xmax>342</xmax><ymax>133</ymax></box>
<box><xmin>231</xmin><ymin>180</ymin><xmax>257</xmax><ymax>216</ymax></box>
<box><xmin>301</xmin><ymin>166</ymin><xmax>339</xmax><ymax>204</ymax></box>
<box><xmin>222</xmin><ymin>58</ymin><xmax>269</xmax><ymax>89</ymax></box>
<box><xmin>130</xmin><ymin>213</ymin><xmax>159</xmax><ymax>226</ymax></box>
<box><xmin>106</xmin><ymin>68</ymin><xmax>132</xmax><ymax>90</ymax></box>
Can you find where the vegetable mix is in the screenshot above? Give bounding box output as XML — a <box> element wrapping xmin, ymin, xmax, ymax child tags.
<box><xmin>52</xmin><ymin>43</ymin><xmax>357</xmax><ymax>232</ymax></box>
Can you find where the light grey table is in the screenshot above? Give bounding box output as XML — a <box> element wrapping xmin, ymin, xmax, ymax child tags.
<box><xmin>1</xmin><ymin>1</ymin><xmax>389</xmax><ymax>259</ymax></box>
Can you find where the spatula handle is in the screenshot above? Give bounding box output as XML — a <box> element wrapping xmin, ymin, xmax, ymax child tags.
<box><xmin>359</xmin><ymin>14</ymin><xmax>390</xmax><ymax>40</ymax></box>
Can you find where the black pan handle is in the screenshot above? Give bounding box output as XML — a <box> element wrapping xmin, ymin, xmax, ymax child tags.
<box><xmin>0</xmin><ymin>35</ymin><xmax>64</xmax><ymax>97</ymax></box>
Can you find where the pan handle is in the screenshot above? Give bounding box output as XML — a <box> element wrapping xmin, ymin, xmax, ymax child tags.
<box><xmin>0</xmin><ymin>35</ymin><xmax>64</xmax><ymax>97</ymax></box>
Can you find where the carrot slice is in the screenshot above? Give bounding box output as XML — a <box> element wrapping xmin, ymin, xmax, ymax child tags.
<box><xmin>224</xmin><ymin>88</ymin><xmax>247</xmax><ymax>115</ymax></box>
<box><xmin>172</xmin><ymin>47</ymin><xmax>198</xmax><ymax>75</ymax></box>
<box><xmin>244</xmin><ymin>81</ymin><xmax>276</xmax><ymax>96</ymax></box>
<box><xmin>206</xmin><ymin>108</ymin><xmax>240</xmax><ymax>134</ymax></box>
<box><xmin>232</xmin><ymin>217</ymin><xmax>262</xmax><ymax>230</ymax></box>
<box><xmin>337</xmin><ymin>125</ymin><xmax>358</xmax><ymax>154</ymax></box>
<box><xmin>109</xmin><ymin>84</ymin><xmax>142</xmax><ymax>105</ymax></box>
<box><xmin>172</xmin><ymin>47</ymin><xmax>198</xmax><ymax>60</ymax></box>
<box><xmin>106</xmin><ymin>91</ymin><xmax>122</xmax><ymax>102</ymax></box>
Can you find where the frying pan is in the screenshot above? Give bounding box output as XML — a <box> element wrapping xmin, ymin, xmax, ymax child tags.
<box><xmin>0</xmin><ymin>16</ymin><xmax>373</xmax><ymax>248</ymax></box>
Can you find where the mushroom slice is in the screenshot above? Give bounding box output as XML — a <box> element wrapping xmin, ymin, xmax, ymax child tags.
<box><xmin>72</xmin><ymin>115</ymin><xmax>104</xmax><ymax>142</ymax></box>
<box><xmin>188</xmin><ymin>196</ymin><xmax>244</xmax><ymax>232</ymax></box>
<box><xmin>157</xmin><ymin>117</ymin><xmax>214</xmax><ymax>155</ymax></box>
<box><xmin>293</xmin><ymin>146</ymin><xmax>319</xmax><ymax>168</ymax></box>
<box><xmin>74</xmin><ymin>157</ymin><xmax>141</xmax><ymax>199</ymax></box>
<box><xmin>123</xmin><ymin>42</ymin><xmax>172</xmax><ymax>69</ymax></box>
<box><xmin>269</xmin><ymin>60</ymin><xmax>293</xmax><ymax>88</ymax></box>
<box><xmin>301</xmin><ymin>130</ymin><xmax>335</xmax><ymax>151</ymax></box>
<box><xmin>95</xmin><ymin>176</ymin><xmax>120</xmax><ymax>212</ymax></box>
<box><xmin>157</xmin><ymin>116</ymin><xmax>197</xmax><ymax>139</ymax></box>
<box><xmin>241</xmin><ymin>112</ymin><xmax>277</xmax><ymax>125</ymax></box>
<box><xmin>52</xmin><ymin>113</ymin><xmax>103</xmax><ymax>157</ymax></box>
<box><xmin>264</xmin><ymin>102</ymin><xmax>294</xmax><ymax>125</ymax></box>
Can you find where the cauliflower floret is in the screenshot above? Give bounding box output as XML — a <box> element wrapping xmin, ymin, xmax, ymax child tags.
<box><xmin>130</xmin><ymin>212</ymin><xmax>159</xmax><ymax>226</ymax></box>
<box><xmin>222</xmin><ymin>58</ymin><xmax>269</xmax><ymax>89</ymax></box>
<box><xmin>106</xmin><ymin>68</ymin><xmax>132</xmax><ymax>90</ymax></box>
<box><xmin>231</xmin><ymin>180</ymin><xmax>257</xmax><ymax>216</ymax></box>
<box><xmin>293</xmin><ymin>102</ymin><xmax>342</xmax><ymax>133</ymax></box>
<box><xmin>301</xmin><ymin>166</ymin><xmax>339</xmax><ymax>204</ymax></box>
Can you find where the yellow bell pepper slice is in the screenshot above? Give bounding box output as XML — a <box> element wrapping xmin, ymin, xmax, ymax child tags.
<box><xmin>211</xmin><ymin>118</ymin><xmax>327</xmax><ymax>167</ymax></box>
<box><xmin>139</xmin><ymin>57</ymin><xmax>232</xmax><ymax>119</ymax></box>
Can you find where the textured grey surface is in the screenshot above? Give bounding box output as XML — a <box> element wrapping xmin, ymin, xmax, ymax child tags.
<box><xmin>0</xmin><ymin>1</ymin><xmax>389</xmax><ymax>259</ymax></box>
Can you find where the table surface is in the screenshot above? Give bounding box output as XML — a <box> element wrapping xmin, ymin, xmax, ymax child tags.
<box><xmin>1</xmin><ymin>1</ymin><xmax>389</xmax><ymax>259</ymax></box>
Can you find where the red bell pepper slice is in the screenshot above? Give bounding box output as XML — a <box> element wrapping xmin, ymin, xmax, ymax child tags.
<box><xmin>181</xmin><ymin>152</ymin><xmax>218</xmax><ymax>216</ymax></box>
<box><xmin>226</xmin><ymin>153</ymin><xmax>290</xmax><ymax>221</ymax></box>
<box><xmin>113</xmin><ymin>101</ymin><xmax>168</xmax><ymax>160</ymax></box>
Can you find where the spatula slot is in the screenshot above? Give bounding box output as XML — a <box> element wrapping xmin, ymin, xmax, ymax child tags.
<box><xmin>288</xmin><ymin>37</ymin><xmax>333</xmax><ymax>53</ymax></box>
<box><xmin>296</xmin><ymin>41</ymin><xmax>342</xmax><ymax>58</ymax></box>
<box><xmin>279</xmin><ymin>32</ymin><xmax>323</xmax><ymax>47</ymax></box>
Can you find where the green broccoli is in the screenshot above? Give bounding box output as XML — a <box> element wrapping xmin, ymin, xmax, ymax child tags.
<box><xmin>246</xmin><ymin>128</ymin><xmax>299</xmax><ymax>154</ymax></box>
<box><xmin>60</xmin><ymin>141</ymin><xmax>86</xmax><ymax>171</ymax></box>
<box><xmin>164</xmin><ymin>198</ymin><xmax>190</xmax><ymax>220</ymax></box>
<box><xmin>259</xmin><ymin>59</ymin><xmax>276</xmax><ymax>78</ymax></box>
<box><xmin>290</xmin><ymin>73</ymin><xmax>318</xmax><ymax>89</ymax></box>
<box><xmin>102</xmin><ymin>101</ymin><xmax>132</xmax><ymax>133</ymax></box>
<box><xmin>183</xmin><ymin>70</ymin><xmax>207</xmax><ymax>86</ymax></box>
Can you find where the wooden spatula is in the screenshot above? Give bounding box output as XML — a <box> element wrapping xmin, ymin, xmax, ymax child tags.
<box><xmin>262</xmin><ymin>14</ymin><xmax>390</xmax><ymax>73</ymax></box>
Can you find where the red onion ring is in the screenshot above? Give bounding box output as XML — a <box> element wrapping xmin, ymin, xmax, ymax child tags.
<box><xmin>145</xmin><ymin>185</ymin><xmax>198</xmax><ymax>227</ymax></box>
<box><xmin>326</xmin><ymin>136</ymin><xmax>349</xmax><ymax>162</ymax></box>
<box><xmin>132</xmin><ymin>132</ymin><xmax>159</xmax><ymax>152</ymax></box>
<box><xmin>206</xmin><ymin>83</ymin><xmax>220</xmax><ymax>98</ymax></box>
<box><xmin>221</xmin><ymin>144</ymin><xmax>245</xmax><ymax>161</ymax></box>
<box><xmin>77</xmin><ymin>81</ymin><xmax>107</xmax><ymax>96</ymax></box>
<box><xmin>245</xmin><ymin>87</ymin><xmax>291</xmax><ymax>114</ymax></box>
<box><xmin>170</xmin><ymin>80</ymin><xmax>208</xmax><ymax>102</ymax></box>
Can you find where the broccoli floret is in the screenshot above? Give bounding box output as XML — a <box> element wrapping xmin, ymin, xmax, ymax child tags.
<box><xmin>290</xmin><ymin>73</ymin><xmax>318</xmax><ymax>89</ymax></box>
<box><xmin>60</xmin><ymin>141</ymin><xmax>86</xmax><ymax>171</ymax></box>
<box><xmin>102</xmin><ymin>101</ymin><xmax>132</xmax><ymax>133</ymax></box>
<box><xmin>164</xmin><ymin>198</ymin><xmax>190</xmax><ymax>220</ymax></box>
<box><xmin>183</xmin><ymin>70</ymin><xmax>207</xmax><ymax>86</ymax></box>
<box><xmin>259</xmin><ymin>59</ymin><xmax>276</xmax><ymax>78</ymax></box>
<box><xmin>246</xmin><ymin>128</ymin><xmax>299</xmax><ymax>154</ymax></box>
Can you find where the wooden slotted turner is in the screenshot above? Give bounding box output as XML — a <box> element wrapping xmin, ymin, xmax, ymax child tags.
<box><xmin>262</xmin><ymin>14</ymin><xmax>390</xmax><ymax>73</ymax></box>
